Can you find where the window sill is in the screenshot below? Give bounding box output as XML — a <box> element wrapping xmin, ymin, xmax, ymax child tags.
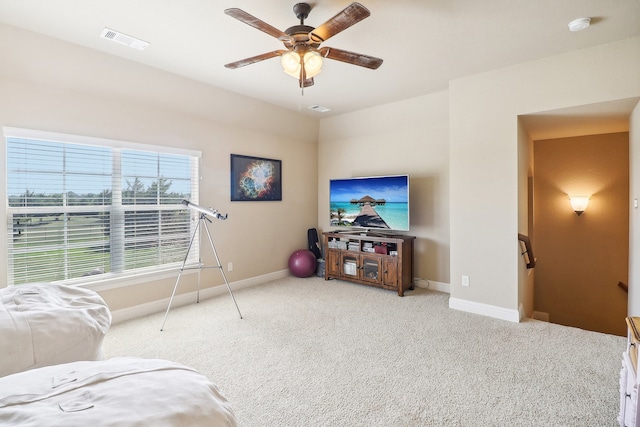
<box><xmin>70</xmin><ymin>263</ymin><xmax>200</xmax><ymax>293</ymax></box>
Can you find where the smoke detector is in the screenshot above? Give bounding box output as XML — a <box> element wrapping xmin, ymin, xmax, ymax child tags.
<box><xmin>568</xmin><ymin>18</ymin><xmax>591</xmax><ymax>32</ymax></box>
<box><xmin>100</xmin><ymin>28</ymin><xmax>149</xmax><ymax>50</ymax></box>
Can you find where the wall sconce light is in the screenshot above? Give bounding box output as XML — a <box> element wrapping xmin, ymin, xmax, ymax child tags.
<box><xmin>569</xmin><ymin>195</ymin><xmax>590</xmax><ymax>216</ymax></box>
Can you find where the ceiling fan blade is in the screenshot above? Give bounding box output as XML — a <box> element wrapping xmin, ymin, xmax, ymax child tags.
<box><xmin>224</xmin><ymin>50</ymin><xmax>287</xmax><ymax>69</ymax></box>
<box><xmin>319</xmin><ymin>47</ymin><xmax>383</xmax><ymax>70</ymax></box>
<box><xmin>225</xmin><ymin>8</ymin><xmax>292</xmax><ymax>42</ymax></box>
<box><xmin>309</xmin><ymin>2</ymin><xmax>371</xmax><ymax>43</ymax></box>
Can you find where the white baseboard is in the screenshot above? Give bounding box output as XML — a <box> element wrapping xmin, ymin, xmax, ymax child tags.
<box><xmin>110</xmin><ymin>272</ymin><xmax>522</xmax><ymax>325</ymax></box>
<box><xmin>449</xmin><ymin>297</ymin><xmax>521</xmax><ymax>323</ymax></box>
<box><xmin>110</xmin><ymin>269</ymin><xmax>289</xmax><ymax>324</ymax></box>
<box><xmin>414</xmin><ymin>278</ymin><xmax>450</xmax><ymax>293</ymax></box>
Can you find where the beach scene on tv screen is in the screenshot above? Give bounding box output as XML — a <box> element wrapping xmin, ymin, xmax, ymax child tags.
<box><xmin>329</xmin><ymin>175</ymin><xmax>409</xmax><ymax>230</ymax></box>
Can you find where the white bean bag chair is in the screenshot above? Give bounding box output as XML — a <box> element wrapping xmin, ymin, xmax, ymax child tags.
<box><xmin>0</xmin><ymin>283</ymin><xmax>111</xmax><ymax>377</ymax></box>
<box><xmin>0</xmin><ymin>357</ymin><xmax>237</xmax><ymax>427</ymax></box>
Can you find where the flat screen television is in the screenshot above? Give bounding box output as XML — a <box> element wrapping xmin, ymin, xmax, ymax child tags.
<box><xmin>329</xmin><ymin>174</ymin><xmax>409</xmax><ymax>232</ymax></box>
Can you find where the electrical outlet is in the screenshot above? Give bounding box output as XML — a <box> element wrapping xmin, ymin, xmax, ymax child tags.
<box><xmin>227</xmin><ymin>262</ymin><xmax>233</xmax><ymax>272</ymax></box>
<box><xmin>462</xmin><ymin>275</ymin><xmax>470</xmax><ymax>287</ymax></box>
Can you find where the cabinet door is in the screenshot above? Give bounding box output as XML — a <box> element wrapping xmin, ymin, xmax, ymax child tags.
<box><xmin>360</xmin><ymin>255</ymin><xmax>382</xmax><ymax>284</ymax></box>
<box><xmin>341</xmin><ymin>253</ymin><xmax>360</xmax><ymax>279</ymax></box>
<box><xmin>382</xmin><ymin>257</ymin><xmax>398</xmax><ymax>289</ymax></box>
<box><xmin>326</xmin><ymin>250</ymin><xmax>340</xmax><ymax>278</ymax></box>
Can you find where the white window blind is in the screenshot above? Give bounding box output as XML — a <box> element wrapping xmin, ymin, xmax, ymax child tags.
<box><xmin>5</xmin><ymin>128</ymin><xmax>200</xmax><ymax>285</ymax></box>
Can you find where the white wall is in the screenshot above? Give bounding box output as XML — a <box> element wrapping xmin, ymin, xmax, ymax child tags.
<box><xmin>3</xmin><ymin>22</ymin><xmax>640</xmax><ymax>325</ymax></box>
<box><xmin>517</xmin><ymin>121</ymin><xmax>535</xmax><ymax>318</ymax></box>
<box><xmin>630</xmin><ymin>101</ymin><xmax>640</xmax><ymax>316</ymax></box>
<box><xmin>0</xmin><ymin>24</ymin><xmax>320</xmax><ymax>314</ymax></box>
<box><xmin>317</xmin><ymin>91</ymin><xmax>450</xmax><ymax>287</ymax></box>
<box><xmin>449</xmin><ymin>36</ymin><xmax>640</xmax><ymax>321</ymax></box>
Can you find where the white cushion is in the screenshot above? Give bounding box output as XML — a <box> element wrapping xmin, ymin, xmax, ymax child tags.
<box><xmin>0</xmin><ymin>357</ymin><xmax>237</xmax><ymax>427</ymax></box>
<box><xmin>0</xmin><ymin>283</ymin><xmax>111</xmax><ymax>377</ymax></box>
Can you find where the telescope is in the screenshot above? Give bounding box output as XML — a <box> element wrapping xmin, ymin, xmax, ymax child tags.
<box><xmin>182</xmin><ymin>199</ymin><xmax>228</xmax><ymax>220</ymax></box>
<box><xmin>162</xmin><ymin>199</ymin><xmax>240</xmax><ymax>330</ymax></box>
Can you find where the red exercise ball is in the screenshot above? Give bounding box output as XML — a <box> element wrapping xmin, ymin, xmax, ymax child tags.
<box><xmin>288</xmin><ymin>249</ymin><xmax>317</xmax><ymax>278</ymax></box>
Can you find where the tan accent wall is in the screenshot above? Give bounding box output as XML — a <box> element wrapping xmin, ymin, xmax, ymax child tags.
<box><xmin>533</xmin><ymin>132</ymin><xmax>628</xmax><ymax>335</ymax></box>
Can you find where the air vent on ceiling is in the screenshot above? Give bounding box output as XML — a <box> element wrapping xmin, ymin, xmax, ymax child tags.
<box><xmin>100</xmin><ymin>27</ymin><xmax>149</xmax><ymax>51</ymax></box>
<box><xmin>308</xmin><ymin>105</ymin><xmax>331</xmax><ymax>113</ymax></box>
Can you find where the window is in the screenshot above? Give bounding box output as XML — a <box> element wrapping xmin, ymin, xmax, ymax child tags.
<box><xmin>4</xmin><ymin>128</ymin><xmax>200</xmax><ymax>285</ymax></box>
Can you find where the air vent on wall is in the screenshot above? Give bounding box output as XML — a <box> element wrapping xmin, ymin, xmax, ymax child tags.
<box><xmin>100</xmin><ymin>27</ymin><xmax>149</xmax><ymax>51</ymax></box>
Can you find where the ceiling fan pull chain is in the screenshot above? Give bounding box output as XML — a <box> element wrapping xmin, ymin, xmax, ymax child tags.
<box><xmin>300</xmin><ymin>54</ymin><xmax>306</xmax><ymax>94</ymax></box>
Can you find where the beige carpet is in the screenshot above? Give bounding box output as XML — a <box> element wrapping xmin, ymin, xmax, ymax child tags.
<box><xmin>103</xmin><ymin>276</ymin><xmax>626</xmax><ymax>426</ymax></box>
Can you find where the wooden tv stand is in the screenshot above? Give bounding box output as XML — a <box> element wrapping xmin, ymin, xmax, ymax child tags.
<box><xmin>322</xmin><ymin>231</ymin><xmax>415</xmax><ymax>296</ymax></box>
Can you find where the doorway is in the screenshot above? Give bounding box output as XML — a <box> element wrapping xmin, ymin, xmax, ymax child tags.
<box><xmin>532</xmin><ymin>132</ymin><xmax>628</xmax><ymax>336</ymax></box>
<box><xmin>519</xmin><ymin>98</ymin><xmax>639</xmax><ymax>336</ymax></box>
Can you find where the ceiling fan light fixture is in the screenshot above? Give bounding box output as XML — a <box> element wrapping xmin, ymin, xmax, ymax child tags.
<box><xmin>225</xmin><ymin>3</ymin><xmax>382</xmax><ymax>88</ymax></box>
<box><xmin>281</xmin><ymin>50</ymin><xmax>323</xmax><ymax>79</ymax></box>
<box><xmin>303</xmin><ymin>51</ymin><xmax>323</xmax><ymax>78</ymax></box>
<box><xmin>281</xmin><ymin>51</ymin><xmax>301</xmax><ymax>77</ymax></box>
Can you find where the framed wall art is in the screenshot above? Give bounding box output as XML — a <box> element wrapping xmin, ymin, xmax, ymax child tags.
<box><xmin>230</xmin><ymin>154</ymin><xmax>282</xmax><ymax>201</ymax></box>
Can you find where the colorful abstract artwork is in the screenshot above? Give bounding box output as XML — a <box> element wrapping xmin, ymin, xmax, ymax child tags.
<box><xmin>231</xmin><ymin>154</ymin><xmax>282</xmax><ymax>201</ymax></box>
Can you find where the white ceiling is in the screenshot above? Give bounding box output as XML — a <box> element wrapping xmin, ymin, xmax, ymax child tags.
<box><xmin>0</xmin><ymin>0</ymin><xmax>639</xmax><ymax>120</ymax></box>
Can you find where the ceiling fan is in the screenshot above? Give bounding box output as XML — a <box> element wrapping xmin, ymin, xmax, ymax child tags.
<box><xmin>224</xmin><ymin>2</ymin><xmax>383</xmax><ymax>89</ymax></box>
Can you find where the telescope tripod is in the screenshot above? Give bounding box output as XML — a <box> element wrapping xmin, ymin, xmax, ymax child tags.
<box><xmin>160</xmin><ymin>212</ymin><xmax>242</xmax><ymax>331</ymax></box>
